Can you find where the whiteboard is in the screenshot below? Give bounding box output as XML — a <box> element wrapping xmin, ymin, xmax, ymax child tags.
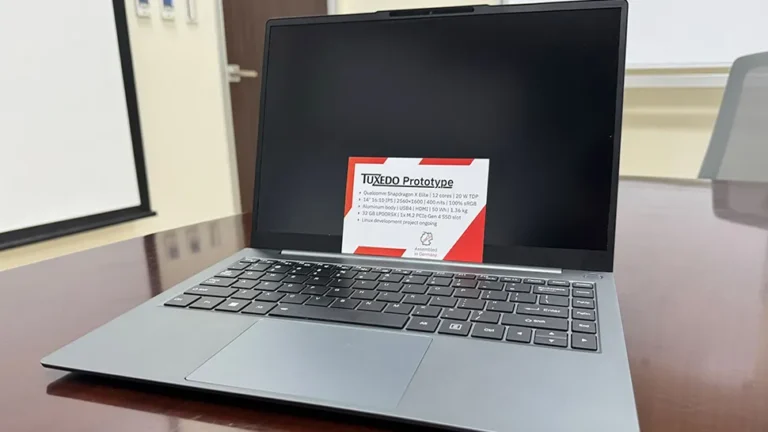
<box><xmin>0</xmin><ymin>1</ymin><xmax>146</xmax><ymax>238</ymax></box>
<box><xmin>502</xmin><ymin>0</ymin><xmax>768</xmax><ymax>68</ymax></box>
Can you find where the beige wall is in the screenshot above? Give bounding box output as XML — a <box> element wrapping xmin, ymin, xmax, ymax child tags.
<box><xmin>0</xmin><ymin>0</ymin><xmax>238</xmax><ymax>270</ymax></box>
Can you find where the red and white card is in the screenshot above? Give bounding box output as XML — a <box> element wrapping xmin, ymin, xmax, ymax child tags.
<box><xmin>342</xmin><ymin>157</ymin><xmax>489</xmax><ymax>263</ymax></box>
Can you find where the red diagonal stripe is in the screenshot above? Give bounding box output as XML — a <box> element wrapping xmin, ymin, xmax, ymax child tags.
<box><xmin>443</xmin><ymin>206</ymin><xmax>486</xmax><ymax>263</ymax></box>
<box><xmin>354</xmin><ymin>246</ymin><xmax>407</xmax><ymax>258</ymax></box>
<box><xmin>345</xmin><ymin>157</ymin><xmax>387</xmax><ymax>216</ymax></box>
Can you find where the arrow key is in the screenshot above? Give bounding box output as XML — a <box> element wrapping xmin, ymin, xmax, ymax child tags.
<box><xmin>571</xmin><ymin>334</ymin><xmax>598</xmax><ymax>351</ymax></box>
<box><xmin>535</xmin><ymin>329</ymin><xmax>567</xmax><ymax>340</ymax></box>
<box><xmin>534</xmin><ymin>334</ymin><xmax>568</xmax><ymax>348</ymax></box>
<box><xmin>505</xmin><ymin>326</ymin><xmax>532</xmax><ymax>343</ymax></box>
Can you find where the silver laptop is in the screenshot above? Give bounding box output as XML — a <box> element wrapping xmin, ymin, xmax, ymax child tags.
<box><xmin>42</xmin><ymin>2</ymin><xmax>638</xmax><ymax>431</ymax></box>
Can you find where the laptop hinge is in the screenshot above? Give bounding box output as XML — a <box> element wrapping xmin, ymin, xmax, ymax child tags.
<box><xmin>280</xmin><ymin>250</ymin><xmax>562</xmax><ymax>274</ymax></box>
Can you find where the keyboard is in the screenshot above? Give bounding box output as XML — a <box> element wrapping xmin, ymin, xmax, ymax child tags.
<box><xmin>164</xmin><ymin>258</ymin><xmax>599</xmax><ymax>352</ymax></box>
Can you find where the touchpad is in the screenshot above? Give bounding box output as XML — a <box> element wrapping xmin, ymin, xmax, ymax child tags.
<box><xmin>187</xmin><ymin>319</ymin><xmax>432</xmax><ymax>409</ymax></box>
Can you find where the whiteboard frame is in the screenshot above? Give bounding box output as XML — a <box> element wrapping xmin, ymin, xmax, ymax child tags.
<box><xmin>0</xmin><ymin>0</ymin><xmax>154</xmax><ymax>251</ymax></box>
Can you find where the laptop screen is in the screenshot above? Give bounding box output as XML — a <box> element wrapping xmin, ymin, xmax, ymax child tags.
<box><xmin>253</xmin><ymin>5</ymin><xmax>624</xmax><ymax>267</ymax></box>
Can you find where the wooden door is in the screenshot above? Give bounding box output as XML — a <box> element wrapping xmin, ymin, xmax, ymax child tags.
<box><xmin>222</xmin><ymin>0</ymin><xmax>327</xmax><ymax>212</ymax></box>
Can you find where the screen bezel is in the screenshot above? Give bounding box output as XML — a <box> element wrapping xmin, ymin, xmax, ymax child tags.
<box><xmin>249</xmin><ymin>1</ymin><xmax>628</xmax><ymax>272</ymax></box>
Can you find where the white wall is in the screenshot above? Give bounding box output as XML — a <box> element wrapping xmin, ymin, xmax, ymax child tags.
<box><xmin>0</xmin><ymin>0</ymin><xmax>239</xmax><ymax>270</ymax></box>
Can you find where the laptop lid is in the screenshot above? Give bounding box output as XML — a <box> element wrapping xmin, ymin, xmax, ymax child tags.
<box><xmin>249</xmin><ymin>1</ymin><xmax>628</xmax><ymax>272</ymax></box>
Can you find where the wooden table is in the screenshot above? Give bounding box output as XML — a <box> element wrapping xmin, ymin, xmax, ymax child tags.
<box><xmin>3</xmin><ymin>178</ymin><xmax>768</xmax><ymax>432</ymax></box>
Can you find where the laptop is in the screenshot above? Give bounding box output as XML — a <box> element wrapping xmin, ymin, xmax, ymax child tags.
<box><xmin>42</xmin><ymin>1</ymin><xmax>639</xmax><ymax>431</ymax></box>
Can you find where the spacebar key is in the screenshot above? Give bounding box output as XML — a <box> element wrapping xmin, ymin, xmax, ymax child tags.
<box><xmin>269</xmin><ymin>304</ymin><xmax>408</xmax><ymax>329</ymax></box>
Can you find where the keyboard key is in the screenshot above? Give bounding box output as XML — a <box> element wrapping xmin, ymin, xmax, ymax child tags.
<box><xmin>201</xmin><ymin>277</ymin><xmax>237</xmax><ymax>287</ymax></box>
<box><xmin>384</xmin><ymin>303</ymin><xmax>413</xmax><ymax>315</ymax></box>
<box><xmin>441</xmin><ymin>308</ymin><xmax>470</xmax><ymax>321</ymax></box>
<box><xmin>260</xmin><ymin>273</ymin><xmax>287</xmax><ymax>282</ymax></box>
<box><xmin>267</xmin><ymin>264</ymin><xmax>290</xmax><ymax>274</ymax></box>
<box><xmin>539</xmin><ymin>295</ymin><xmax>569</xmax><ymax>307</ymax></box>
<box><xmin>239</xmin><ymin>257</ymin><xmax>260</xmax><ymax>263</ymax></box>
<box><xmin>305</xmin><ymin>296</ymin><xmax>334</xmax><ymax>307</ymax></box>
<box><xmin>186</xmin><ymin>286</ymin><xmax>236</xmax><ymax>298</ymax></box>
<box><xmin>330</xmin><ymin>278</ymin><xmax>355</xmax><ymax>288</ymax></box>
<box><xmin>403</xmin><ymin>275</ymin><xmax>428</xmax><ymax>285</ymax></box>
<box><xmin>453</xmin><ymin>279</ymin><xmax>477</xmax><ymax>288</ymax></box>
<box><xmin>311</xmin><ymin>269</ymin><xmax>335</xmax><ymax>278</ymax></box>
<box><xmin>240</xmin><ymin>271</ymin><xmax>265</xmax><ymax>280</ymax></box>
<box><xmin>254</xmin><ymin>281</ymin><xmax>281</xmax><ymax>291</ymax></box>
<box><xmin>534</xmin><ymin>334</ymin><xmax>568</xmax><ymax>348</ymax></box>
<box><xmin>457</xmin><ymin>299</ymin><xmax>485</xmax><ymax>310</ymax></box>
<box><xmin>434</xmin><ymin>272</ymin><xmax>454</xmax><ymax>278</ymax></box>
<box><xmin>281</xmin><ymin>294</ymin><xmax>310</xmax><ymax>304</ymax></box>
<box><xmin>392</xmin><ymin>269</ymin><xmax>411</xmax><ymax>275</ymax></box>
<box><xmin>258</xmin><ymin>292</ymin><xmax>285</xmax><ymax>302</ymax></box>
<box><xmin>306</xmin><ymin>276</ymin><xmax>332</xmax><ymax>286</ymax></box>
<box><xmin>351</xmin><ymin>290</ymin><xmax>378</xmax><ymax>300</ymax></box>
<box><xmin>227</xmin><ymin>262</ymin><xmax>249</xmax><ymax>271</ymax></box>
<box><xmin>355</xmin><ymin>272</ymin><xmax>380</xmax><ymax>281</ymax></box>
<box><xmin>502</xmin><ymin>314</ymin><xmax>568</xmax><ymax>331</ymax></box>
<box><xmin>430</xmin><ymin>296</ymin><xmax>457</xmax><ymax>308</ymax></box>
<box><xmin>455</xmin><ymin>288</ymin><xmax>481</xmax><ymax>299</ymax></box>
<box><xmin>283</xmin><ymin>275</ymin><xmax>308</xmax><ymax>284</ymax></box>
<box><xmin>517</xmin><ymin>305</ymin><xmax>569</xmax><ymax>319</ymax></box>
<box><xmin>572</xmin><ymin>334</ymin><xmax>598</xmax><ymax>351</ymax></box>
<box><xmin>242</xmin><ymin>301</ymin><xmax>276</xmax><ymax>315</ymax></box>
<box><xmin>260</xmin><ymin>260</ymin><xmax>276</xmax><ymax>264</ymax></box>
<box><xmin>406</xmin><ymin>317</ymin><xmax>439</xmax><ymax>333</ymax></box>
<box><xmin>377</xmin><ymin>282</ymin><xmax>403</xmax><ymax>292</ymax></box>
<box><xmin>455</xmin><ymin>273</ymin><xmax>476</xmax><ymax>280</ymax></box>
<box><xmin>357</xmin><ymin>301</ymin><xmax>386</xmax><ymax>312</ymax></box>
<box><xmin>500</xmin><ymin>276</ymin><xmax>522</xmax><ymax>283</ymax></box>
<box><xmin>470</xmin><ymin>310</ymin><xmax>500</xmax><ymax>324</ymax></box>
<box><xmin>536</xmin><ymin>330</ymin><xmax>567</xmax><ymax>340</ymax></box>
<box><xmin>402</xmin><ymin>294</ymin><xmax>430</xmax><ymax>305</ymax></box>
<box><xmin>351</xmin><ymin>280</ymin><xmax>379</xmax><ymax>290</ymax></box>
<box><xmin>438</xmin><ymin>320</ymin><xmax>471</xmax><ymax>336</ymax></box>
<box><xmin>477</xmin><ymin>281</ymin><xmax>503</xmax><ymax>291</ymax></box>
<box><xmin>380</xmin><ymin>274</ymin><xmax>403</xmax><ymax>283</ymax></box>
<box><xmin>231</xmin><ymin>289</ymin><xmax>260</xmax><ymax>300</ymax></box>
<box><xmin>573</xmin><ymin>309</ymin><xmax>596</xmax><ymax>321</ymax></box>
<box><xmin>232</xmin><ymin>279</ymin><xmax>258</xmax><ymax>289</ymax></box>
<box><xmin>505</xmin><ymin>283</ymin><xmax>532</xmax><ymax>293</ymax></box>
<box><xmin>427</xmin><ymin>286</ymin><xmax>454</xmax><ymax>296</ymax></box>
<box><xmin>412</xmin><ymin>305</ymin><xmax>441</xmax><ymax>317</ymax></box>
<box><xmin>216</xmin><ymin>299</ymin><xmax>250</xmax><ymax>312</ymax></box>
<box><xmin>471</xmin><ymin>323</ymin><xmax>504</xmax><ymax>340</ymax></box>
<box><xmin>289</xmin><ymin>267</ymin><xmax>312</xmax><ymax>276</ymax></box>
<box><xmin>333</xmin><ymin>270</ymin><xmax>358</xmax><ymax>279</ymax></box>
<box><xmin>402</xmin><ymin>284</ymin><xmax>428</xmax><ymax>294</ymax></box>
<box><xmin>327</xmin><ymin>288</ymin><xmax>354</xmax><ymax>298</ymax></box>
<box><xmin>427</xmin><ymin>277</ymin><xmax>452</xmax><ymax>286</ymax></box>
<box><xmin>486</xmin><ymin>301</ymin><xmax>515</xmax><ymax>313</ymax></box>
<box><xmin>277</xmin><ymin>283</ymin><xmax>304</xmax><ymax>293</ymax></box>
<box><xmin>481</xmin><ymin>290</ymin><xmax>507</xmax><ymax>301</ymax></box>
<box><xmin>331</xmin><ymin>298</ymin><xmax>360</xmax><ymax>309</ymax></box>
<box><xmin>246</xmin><ymin>263</ymin><xmax>271</xmax><ymax>272</ymax></box>
<box><xmin>269</xmin><ymin>304</ymin><xmax>409</xmax><ymax>329</ymax></box>
<box><xmin>572</xmin><ymin>320</ymin><xmax>597</xmax><ymax>334</ymax></box>
<box><xmin>524</xmin><ymin>278</ymin><xmax>546</xmax><ymax>285</ymax></box>
<box><xmin>375</xmin><ymin>268</ymin><xmax>391</xmax><ymax>273</ymax></box>
<box><xmin>572</xmin><ymin>282</ymin><xmax>595</xmax><ymax>289</ymax></box>
<box><xmin>572</xmin><ymin>289</ymin><xmax>594</xmax><ymax>298</ymax></box>
<box><xmin>189</xmin><ymin>296</ymin><xmax>224</xmax><ymax>310</ymax></box>
<box><xmin>547</xmin><ymin>280</ymin><xmax>570</xmax><ymax>287</ymax></box>
<box><xmin>510</xmin><ymin>292</ymin><xmax>537</xmax><ymax>303</ymax></box>
<box><xmin>477</xmin><ymin>275</ymin><xmax>498</xmax><ymax>282</ymax></box>
<box><xmin>412</xmin><ymin>270</ymin><xmax>433</xmax><ymax>277</ymax></box>
<box><xmin>165</xmin><ymin>294</ymin><xmax>199</xmax><ymax>307</ymax></box>
<box><xmin>573</xmin><ymin>299</ymin><xmax>595</xmax><ymax>309</ymax></box>
<box><xmin>377</xmin><ymin>292</ymin><xmax>404</xmax><ymax>303</ymax></box>
<box><xmin>217</xmin><ymin>270</ymin><xmax>242</xmax><ymax>278</ymax></box>
<box><xmin>353</xmin><ymin>266</ymin><xmax>372</xmax><ymax>272</ymax></box>
<box><xmin>302</xmin><ymin>285</ymin><xmax>329</xmax><ymax>296</ymax></box>
<box><xmin>506</xmin><ymin>326</ymin><xmax>532</xmax><ymax>343</ymax></box>
<box><xmin>533</xmin><ymin>286</ymin><xmax>569</xmax><ymax>297</ymax></box>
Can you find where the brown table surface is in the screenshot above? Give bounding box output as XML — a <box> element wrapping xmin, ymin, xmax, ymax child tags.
<box><xmin>3</xmin><ymin>178</ymin><xmax>768</xmax><ymax>432</ymax></box>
